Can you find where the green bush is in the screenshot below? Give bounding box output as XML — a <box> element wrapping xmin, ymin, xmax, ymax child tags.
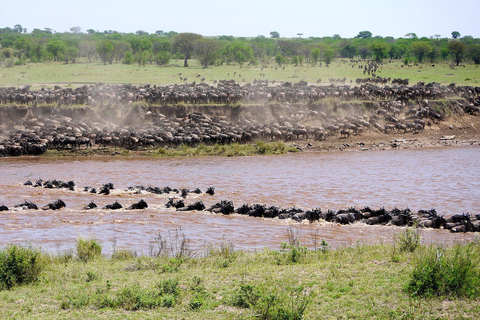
<box><xmin>255</xmin><ymin>286</ymin><xmax>310</xmax><ymax>320</ymax></box>
<box><xmin>231</xmin><ymin>283</ymin><xmax>260</xmax><ymax>308</ymax></box>
<box><xmin>76</xmin><ymin>237</ymin><xmax>102</xmax><ymax>262</ymax></box>
<box><xmin>395</xmin><ymin>228</ymin><xmax>420</xmax><ymax>253</ymax></box>
<box><xmin>406</xmin><ymin>244</ymin><xmax>480</xmax><ymax>298</ymax></box>
<box><xmin>0</xmin><ymin>245</ymin><xmax>44</xmax><ymax>290</ymax></box>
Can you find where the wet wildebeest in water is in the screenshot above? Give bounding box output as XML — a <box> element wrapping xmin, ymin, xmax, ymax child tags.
<box><xmin>127</xmin><ymin>199</ymin><xmax>148</xmax><ymax>210</ymax></box>
<box><xmin>102</xmin><ymin>201</ymin><xmax>123</xmax><ymax>210</ymax></box>
<box><xmin>84</xmin><ymin>201</ymin><xmax>98</xmax><ymax>210</ymax></box>
<box><xmin>14</xmin><ymin>200</ymin><xmax>38</xmax><ymax>210</ymax></box>
<box><xmin>176</xmin><ymin>201</ymin><xmax>205</xmax><ymax>211</ymax></box>
<box><xmin>42</xmin><ymin>199</ymin><xmax>66</xmax><ymax>210</ymax></box>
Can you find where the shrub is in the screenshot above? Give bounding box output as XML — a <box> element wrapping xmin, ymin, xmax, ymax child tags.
<box><xmin>76</xmin><ymin>237</ymin><xmax>102</xmax><ymax>262</ymax></box>
<box><xmin>231</xmin><ymin>283</ymin><xmax>260</xmax><ymax>308</ymax></box>
<box><xmin>406</xmin><ymin>244</ymin><xmax>480</xmax><ymax>298</ymax></box>
<box><xmin>254</xmin><ymin>286</ymin><xmax>310</xmax><ymax>320</ymax></box>
<box><xmin>0</xmin><ymin>245</ymin><xmax>44</xmax><ymax>290</ymax></box>
<box><xmin>395</xmin><ymin>228</ymin><xmax>420</xmax><ymax>253</ymax></box>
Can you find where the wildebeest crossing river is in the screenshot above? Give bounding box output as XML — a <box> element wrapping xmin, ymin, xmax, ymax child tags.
<box><xmin>1</xmin><ymin>145</ymin><xmax>479</xmax><ymax>255</ymax></box>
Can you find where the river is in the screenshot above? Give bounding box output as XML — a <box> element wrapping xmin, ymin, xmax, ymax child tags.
<box><xmin>1</xmin><ymin>145</ymin><xmax>479</xmax><ymax>255</ymax></box>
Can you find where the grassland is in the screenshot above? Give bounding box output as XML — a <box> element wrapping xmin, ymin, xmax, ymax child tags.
<box><xmin>1</xmin><ymin>58</ymin><xmax>479</xmax><ymax>89</ymax></box>
<box><xmin>1</xmin><ymin>231</ymin><xmax>479</xmax><ymax>319</ymax></box>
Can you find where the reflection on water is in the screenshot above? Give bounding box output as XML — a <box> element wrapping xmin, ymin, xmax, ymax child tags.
<box><xmin>1</xmin><ymin>146</ymin><xmax>479</xmax><ymax>254</ymax></box>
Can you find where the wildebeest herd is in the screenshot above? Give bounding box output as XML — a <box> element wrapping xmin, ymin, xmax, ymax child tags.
<box><xmin>1</xmin><ymin>178</ymin><xmax>478</xmax><ymax>234</ymax></box>
<box><xmin>0</xmin><ymin>81</ymin><xmax>479</xmax><ymax>157</ymax></box>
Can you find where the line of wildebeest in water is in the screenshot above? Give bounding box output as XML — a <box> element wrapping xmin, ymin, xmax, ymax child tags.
<box><xmin>1</xmin><ymin>81</ymin><xmax>479</xmax><ymax>157</ymax></box>
<box><xmin>1</xmin><ymin>178</ymin><xmax>479</xmax><ymax>234</ymax></box>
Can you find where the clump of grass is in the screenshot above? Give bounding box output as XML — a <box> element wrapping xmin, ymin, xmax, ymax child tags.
<box><xmin>406</xmin><ymin>243</ymin><xmax>480</xmax><ymax>298</ymax></box>
<box><xmin>395</xmin><ymin>228</ymin><xmax>421</xmax><ymax>253</ymax></box>
<box><xmin>256</xmin><ymin>141</ymin><xmax>297</xmax><ymax>155</ymax></box>
<box><xmin>229</xmin><ymin>282</ymin><xmax>311</xmax><ymax>319</ymax></box>
<box><xmin>76</xmin><ymin>237</ymin><xmax>102</xmax><ymax>262</ymax></box>
<box><xmin>0</xmin><ymin>245</ymin><xmax>45</xmax><ymax>290</ymax></box>
<box><xmin>276</xmin><ymin>226</ymin><xmax>308</xmax><ymax>264</ymax></box>
<box><xmin>231</xmin><ymin>282</ymin><xmax>261</xmax><ymax>308</ymax></box>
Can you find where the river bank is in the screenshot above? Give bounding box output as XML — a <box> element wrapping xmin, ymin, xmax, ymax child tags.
<box><xmin>1</xmin><ymin>236</ymin><xmax>479</xmax><ymax>319</ymax></box>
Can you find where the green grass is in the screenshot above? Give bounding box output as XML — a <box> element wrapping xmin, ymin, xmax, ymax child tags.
<box><xmin>43</xmin><ymin>141</ymin><xmax>298</xmax><ymax>158</ymax></box>
<box><xmin>1</xmin><ymin>237</ymin><xmax>480</xmax><ymax>319</ymax></box>
<box><xmin>1</xmin><ymin>58</ymin><xmax>479</xmax><ymax>89</ymax></box>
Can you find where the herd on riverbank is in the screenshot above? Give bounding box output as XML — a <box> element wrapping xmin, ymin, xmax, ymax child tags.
<box><xmin>1</xmin><ymin>178</ymin><xmax>479</xmax><ymax>234</ymax></box>
<box><xmin>1</xmin><ymin>81</ymin><xmax>479</xmax><ymax>157</ymax></box>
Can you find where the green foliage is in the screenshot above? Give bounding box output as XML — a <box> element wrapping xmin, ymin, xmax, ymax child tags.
<box><xmin>324</xmin><ymin>48</ymin><xmax>335</xmax><ymax>66</ymax></box>
<box><xmin>275</xmin><ymin>54</ymin><xmax>286</xmax><ymax>66</ymax></box>
<box><xmin>469</xmin><ymin>44</ymin><xmax>480</xmax><ymax>64</ymax></box>
<box><xmin>254</xmin><ymin>285</ymin><xmax>311</xmax><ymax>320</ymax></box>
<box><xmin>231</xmin><ymin>283</ymin><xmax>260</xmax><ymax>308</ymax></box>
<box><xmin>194</xmin><ymin>38</ymin><xmax>219</xmax><ymax>68</ymax></box>
<box><xmin>270</xmin><ymin>31</ymin><xmax>280</xmax><ymax>38</ymax></box>
<box><xmin>155</xmin><ymin>50</ymin><xmax>170</xmax><ymax>66</ymax></box>
<box><xmin>355</xmin><ymin>31</ymin><xmax>372</xmax><ymax>39</ymax></box>
<box><xmin>406</xmin><ymin>244</ymin><xmax>480</xmax><ymax>298</ymax></box>
<box><xmin>0</xmin><ymin>245</ymin><xmax>44</xmax><ymax>290</ymax></box>
<box><xmin>447</xmin><ymin>40</ymin><xmax>467</xmax><ymax>66</ymax></box>
<box><xmin>310</xmin><ymin>47</ymin><xmax>320</xmax><ymax>64</ymax></box>
<box><xmin>451</xmin><ymin>31</ymin><xmax>461</xmax><ymax>39</ymax></box>
<box><xmin>368</xmin><ymin>41</ymin><xmax>390</xmax><ymax>62</ymax></box>
<box><xmin>395</xmin><ymin>228</ymin><xmax>420</xmax><ymax>253</ymax></box>
<box><xmin>96</xmin><ymin>40</ymin><xmax>114</xmax><ymax>65</ymax></box>
<box><xmin>409</xmin><ymin>41</ymin><xmax>432</xmax><ymax>63</ymax></box>
<box><xmin>76</xmin><ymin>237</ymin><xmax>102</xmax><ymax>262</ymax></box>
<box><xmin>256</xmin><ymin>141</ymin><xmax>297</xmax><ymax>155</ymax></box>
<box><xmin>222</xmin><ymin>41</ymin><xmax>254</xmax><ymax>65</ymax></box>
<box><xmin>122</xmin><ymin>51</ymin><xmax>134</xmax><ymax>64</ymax></box>
<box><xmin>173</xmin><ymin>32</ymin><xmax>203</xmax><ymax>67</ymax></box>
<box><xmin>46</xmin><ymin>39</ymin><xmax>67</xmax><ymax>61</ymax></box>
<box><xmin>85</xmin><ymin>270</ymin><xmax>98</xmax><ymax>282</ymax></box>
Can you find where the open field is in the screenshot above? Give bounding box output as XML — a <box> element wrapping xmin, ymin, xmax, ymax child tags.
<box><xmin>1</xmin><ymin>59</ymin><xmax>479</xmax><ymax>89</ymax></box>
<box><xmin>1</xmin><ymin>234</ymin><xmax>480</xmax><ymax>319</ymax></box>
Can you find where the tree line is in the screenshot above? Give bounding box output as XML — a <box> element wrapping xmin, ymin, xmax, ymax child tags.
<box><xmin>1</xmin><ymin>25</ymin><xmax>479</xmax><ymax>68</ymax></box>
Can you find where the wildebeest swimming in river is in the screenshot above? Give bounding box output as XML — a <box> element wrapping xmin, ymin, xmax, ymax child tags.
<box><xmin>102</xmin><ymin>201</ymin><xmax>123</xmax><ymax>210</ymax></box>
<box><xmin>0</xmin><ymin>203</ymin><xmax>8</xmax><ymax>211</ymax></box>
<box><xmin>14</xmin><ymin>200</ymin><xmax>38</xmax><ymax>210</ymax></box>
<box><xmin>42</xmin><ymin>199</ymin><xmax>66</xmax><ymax>210</ymax></box>
<box><xmin>127</xmin><ymin>199</ymin><xmax>148</xmax><ymax>210</ymax></box>
<box><xmin>84</xmin><ymin>201</ymin><xmax>97</xmax><ymax>210</ymax></box>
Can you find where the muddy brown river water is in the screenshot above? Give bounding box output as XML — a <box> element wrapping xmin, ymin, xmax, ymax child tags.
<box><xmin>1</xmin><ymin>145</ymin><xmax>479</xmax><ymax>255</ymax></box>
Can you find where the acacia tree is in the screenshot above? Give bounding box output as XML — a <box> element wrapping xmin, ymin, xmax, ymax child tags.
<box><xmin>447</xmin><ymin>40</ymin><xmax>467</xmax><ymax>66</ymax></box>
<box><xmin>112</xmin><ymin>41</ymin><xmax>131</xmax><ymax>63</ymax></box>
<box><xmin>64</xmin><ymin>46</ymin><xmax>78</xmax><ymax>64</ymax></box>
<box><xmin>79</xmin><ymin>40</ymin><xmax>97</xmax><ymax>62</ymax></box>
<box><xmin>355</xmin><ymin>31</ymin><xmax>372</xmax><ymax>39</ymax></box>
<box><xmin>311</xmin><ymin>48</ymin><xmax>320</xmax><ymax>64</ymax></box>
<box><xmin>409</xmin><ymin>41</ymin><xmax>432</xmax><ymax>63</ymax></box>
<box><xmin>270</xmin><ymin>31</ymin><xmax>280</xmax><ymax>38</ymax></box>
<box><xmin>324</xmin><ymin>48</ymin><xmax>335</xmax><ymax>66</ymax></box>
<box><xmin>135</xmin><ymin>39</ymin><xmax>152</xmax><ymax>66</ymax></box>
<box><xmin>469</xmin><ymin>44</ymin><xmax>480</xmax><ymax>64</ymax></box>
<box><xmin>368</xmin><ymin>41</ymin><xmax>389</xmax><ymax>62</ymax></box>
<box><xmin>222</xmin><ymin>42</ymin><xmax>254</xmax><ymax>65</ymax></box>
<box><xmin>46</xmin><ymin>39</ymin><xmax>67</xmax><ymax>61</ymax></box>
<box><xmin>96</xmin><ymin>40</ymin><xmax>114</xmax><ymax>65</ymax></box>
<box><xmin>195</xmin><ymin>39</ymin><xmax>219</xmax><ymax>68</ymax></box>
<box><xmin>173</xmin><ymin>33</ymin><xmax>203</xmax><ymax>67</ymax></box>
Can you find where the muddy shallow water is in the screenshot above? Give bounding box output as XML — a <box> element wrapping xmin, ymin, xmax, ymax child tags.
<box><xmin>1</xmin><ymin>145</ymin><xmax>479</xmax><ymax>255</ymax></box>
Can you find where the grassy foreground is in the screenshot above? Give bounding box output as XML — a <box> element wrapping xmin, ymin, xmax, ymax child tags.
<box><xmin>1</xmin><ymin>58</ymin><xmax>479</xmax><ymax>89</ymax></box>
<box><xmin>44</xmin><ymin>141</ymin><xmax>299</xmax><ymax>158</ymax></box>
<box><xmin>1</xmin><ymin>231</ymin><xmax>480</xmax><ymax>319</ymax></box>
